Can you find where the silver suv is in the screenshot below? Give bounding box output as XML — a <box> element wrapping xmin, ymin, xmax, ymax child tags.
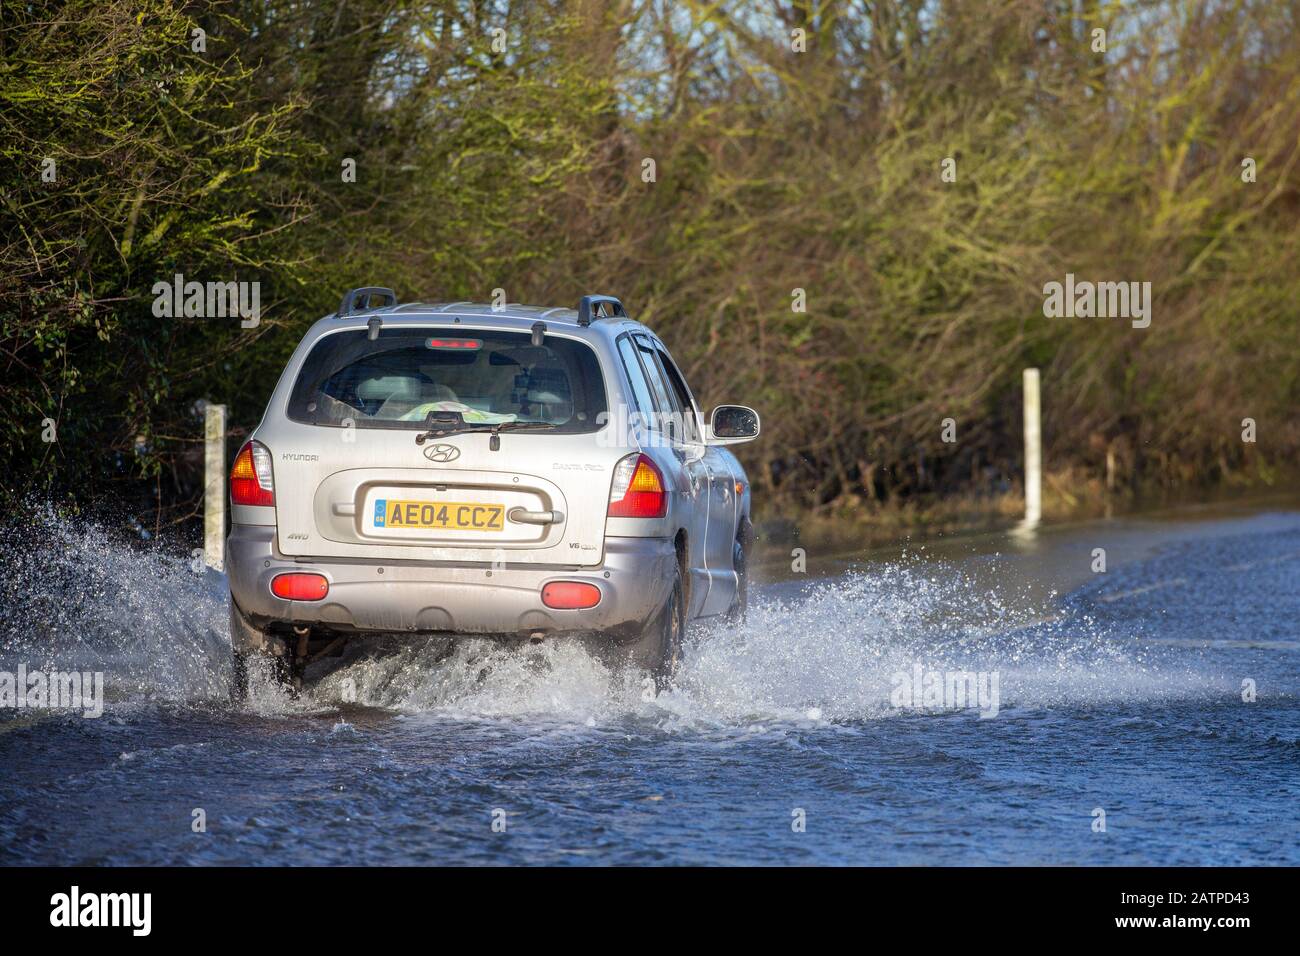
<box><xmin>226</xmin><ymin>289</ymin><xmax>759</xmax><ymax>697</ymax></box>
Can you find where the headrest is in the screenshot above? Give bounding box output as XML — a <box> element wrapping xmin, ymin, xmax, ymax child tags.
<box><xmin>356</xmin><ymin>374</ymin><xmax>425</xmax><ymax>402</ymax></box>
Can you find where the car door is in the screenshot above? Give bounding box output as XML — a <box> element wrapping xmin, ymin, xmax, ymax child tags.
<box><xmin>618</xmin><ymin>332</ymin><xmax>711</xmax><ymax>619</ymax></box>
<box><xmin>642</xmin><ymin>335</ymin><xmax>738</xmax><ymax>618</ymax></box>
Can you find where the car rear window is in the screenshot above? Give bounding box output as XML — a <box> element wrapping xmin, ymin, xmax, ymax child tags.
<box><xmin>287</xmin><ymin>328</ymin><xmax>607</xmax><ymax>433</ymax></box>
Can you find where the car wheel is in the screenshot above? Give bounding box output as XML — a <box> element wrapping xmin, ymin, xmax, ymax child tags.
<box><xmin>628</xmin><ymin>563</ymin><xmax>685</xmax><ymax>691</ymax></box>
<box><xmin>231</xmin><ymin>649</ymin><xmax>250</xmax><ymax>701</ymax></box>
<box><xmin>228</xmin><ymin>601</ymin><xmax>289</xmax><ymax>702</ymax></box>
<box><xmin>725</xmin><ymin>521</ymin><xmax>751</xmax><ymax>624</ymax></box>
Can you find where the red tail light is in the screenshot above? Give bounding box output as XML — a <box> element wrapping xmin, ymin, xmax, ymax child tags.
<box><xmin>271</xmin><ymin>573</ymin><xmax>329</xmax><ymax>601</ymax></box>
<box><xmin>541</xmin><ymin>581</ymin><xmax>602</xmax><ymax>609</ymax></box>
<box><xmin>230</xmin><ymin>441</ymin><xmax>274</xmax><ymax>507</ymax></box>
<box><xmin>607</xmin><ymin>454</ymin><xmax>667</xmax><ymax>518</ymax></box>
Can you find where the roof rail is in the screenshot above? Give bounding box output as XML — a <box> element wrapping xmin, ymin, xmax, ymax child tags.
<box><xmin>576</xmin><ymin>294</ymin><xmax>626</xmax><ymax>327</ymax></box>
<box><xmin>338</xmin><ymin>287</ymin><xmax>397</xmax><ymax>317</ymax></box>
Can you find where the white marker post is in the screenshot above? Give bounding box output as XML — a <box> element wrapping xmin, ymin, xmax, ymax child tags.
<box><xmin>1023</xmin><ymin>368</ymin><xmax>1042</xmax><ymax>526</ymax></box>
<box><xmin>203</xmin><ymin>402</ymin><xmax>227</xmax><ymax>570</ymax></box>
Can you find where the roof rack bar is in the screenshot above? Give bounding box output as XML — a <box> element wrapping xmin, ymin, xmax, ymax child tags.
<box><xmin>576</xmin><ymin>294</ymin><xmax>626</xmax><ymax>327</ymax></box>
<box><xmin>438</xmin><ymin>301</ymin><xmax>473</xmax><ymax>313</ymax></box>
<box><xmin>338</xmin><ymin>287</ymin><xmax>397</xmax><ymax>317</ymax></box>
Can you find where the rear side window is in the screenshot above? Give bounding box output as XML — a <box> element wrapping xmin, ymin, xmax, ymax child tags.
<box><xmin>287</xmin><ymin>328</ymin><xmax>607</xmax><ymax>433</ymax></box>
<box><xmin>633</xmin><ymin>334</ymin><xmax>676</xmax><ymax>420</ymax></box>
<box><xmin>634</xmin><ymin>332</ymin><xmax>698</xmax><ymax>443</ymax></box>
<box><xmin>616</xmin><ymin>336</ymin><xmax>658</xmax><ymax>427</ymax></box>
<box><xmin>653</xmin><ymin>346</ymin><xmax>701</xmax><ymax>444</ymax></box>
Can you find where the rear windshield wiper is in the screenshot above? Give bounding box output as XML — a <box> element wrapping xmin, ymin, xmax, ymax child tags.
<box><xmin>479</xmin><ymin>420</ymin><xmax>557</xmax><ymax>449</ymax></box>
<box><xmin>415</xmin><ymin>412</ymin><xmax>555</xmax><ymax>449</ymax></box>
<box><xmin>494</xmin><ymin>421</ymin><xmax>556</xmax><ymax>433</ymax></box>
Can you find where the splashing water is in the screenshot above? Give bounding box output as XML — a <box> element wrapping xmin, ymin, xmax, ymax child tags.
<box><xmin>0</xmin><ymin>507</ymin><xmax>230</xmax><ymax>706</ymax></box>
<box><xmin>671</xmin><ymin>569</ymin><xmax>1225</xmax><ymax>726</ymax></box>
<box><xmin>3</xmin><ymin>506</ymin><xmax>1297</xmax><ymax>866</ymax></box>
<box><xmin>0</xmin><ymin>508</ymin><xmax>1228</xmax><ymax>728</ymax></box>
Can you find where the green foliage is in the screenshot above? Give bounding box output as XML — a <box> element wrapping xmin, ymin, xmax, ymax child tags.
<box><xmin>1</xmin><ymin>0</ymin><xmax>1297</xmax><ymax>519</ymax></box>
<box><xmin>1</xmin><ymin>0</ymin><xmax>308</xmax><ymax>510</ymax></box>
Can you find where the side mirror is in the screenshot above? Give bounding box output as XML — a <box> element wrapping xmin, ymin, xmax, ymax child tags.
<box><xmin>706</xmin><ymin>405</ymin><xmax>760</xmax><ymax>445</ymax></box>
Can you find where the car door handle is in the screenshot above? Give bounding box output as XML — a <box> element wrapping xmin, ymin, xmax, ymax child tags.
<box><xmin>508</xmin><ymin>508</ymin><xmax>564</xmax><ymax>525</ymax></box>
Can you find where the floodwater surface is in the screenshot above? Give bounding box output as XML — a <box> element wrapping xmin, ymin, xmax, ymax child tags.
<box><xmin>0</xmin><ymin>506</ymin><xmax>1297</xmax><ymax>865</ymax></box>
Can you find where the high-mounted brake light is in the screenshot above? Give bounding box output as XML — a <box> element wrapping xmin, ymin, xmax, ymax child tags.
<box><xmin>271</xmin><ymin>573</ymin><xmax>328</xmax><ymax>601</ymax></box>
<box><xmin>607</xmin><ymin>453</ymin><xmax>667</xmax><ymax>518</ymax></box>
<box><xmin>230</xmin><ymin>441</ymin><xmax>275</xmax><ymax>507</ymax></box>
<box><xmin>425</xmin><ymin>338</ymin><xmax>482</xmax><ymax>350</ymax></box>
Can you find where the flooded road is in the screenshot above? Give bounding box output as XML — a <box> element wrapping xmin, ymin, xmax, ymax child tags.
<box><xmin>1</xmin><ymin>505</ymin><xmax>1297</xmax><ymax>865</ymax></box>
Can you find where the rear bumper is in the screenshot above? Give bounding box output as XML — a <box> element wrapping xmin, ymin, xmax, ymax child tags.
<box><xmin>226</xmin><ymin>524</ymin><xmax>675</xmax><ymax>640</ymax></box>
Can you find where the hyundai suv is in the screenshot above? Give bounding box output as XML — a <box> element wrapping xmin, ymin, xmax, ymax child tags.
<box><xmin>226</xmin><ymin>289</ymin><xmax>760</xmax><ymax>697</ymax></box>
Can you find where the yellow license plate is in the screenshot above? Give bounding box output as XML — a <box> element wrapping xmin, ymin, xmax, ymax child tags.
<box><xmin>373</xmin><ymin>499</ymin><xmax>504</xmax><ymax>531</ymax></box>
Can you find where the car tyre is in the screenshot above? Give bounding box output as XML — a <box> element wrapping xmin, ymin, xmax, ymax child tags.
<box><xmin>228</xmin><ymin>600</ymin><xmax>290</xmax><ymax>702</ymax></box>
<box><xmin>725</xmin><ymin>523</ymin><xmax>750</xmax><ymax>624</ymax></box>
<box><xmin>628</xmin><ymin>564</ymin><xmax>685</xmax><ymax>691</ymax></box>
